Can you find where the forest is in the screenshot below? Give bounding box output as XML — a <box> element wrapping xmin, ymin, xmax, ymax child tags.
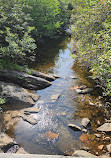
<box><xmin>0</xmin><ymin>0</ymin><xmax>111</xmax><ymax>100</ymax></box>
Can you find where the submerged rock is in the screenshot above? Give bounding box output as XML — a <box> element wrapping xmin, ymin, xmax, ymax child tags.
<box><xmin>51</xmin><ymin>94</ymin><xmax>60</xmax><ymax>102</ymax></box>
<box><xmin>21</xmin><ymin>115</ymin><xmax>37</xmax><ymax>125</ymax></box>
<box><xmin>81</xmin><ymin>118</ymin><xmax>90</xmax><ymax>128</ymax></box>
<box><xmin>68</xmin><ymin>124</ymin><xmax>81</xmax><ymax>131</ymax></box>
<box><xmin>97</xmin><ymin>123</ymin><xmax>111</xmax><ymax>132</ymax></box>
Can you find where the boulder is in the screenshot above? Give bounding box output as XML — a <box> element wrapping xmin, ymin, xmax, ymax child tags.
<box><xmin>0</xmin><ymin>82</ymin><xmax>40</xmax><ymax>109</ymax></box>
<box><xmin>81</xmin><ymin>118</ymin><xmax>90</xmax><ymax>128</ymax></box>
<box><xmin>106</xmin><ymin>144</ymin><xmax>111</xmax><ymax>153</ymax></box>
<box><xmin>26</xmin><ymin>69</ymin><xmax>55</xmax><ymax>81</ymax></box>
<box><xmin>68</xmin><ymin>124</ymin><xmax>81</xmax><ymax>131</ymax></box>
<box><xmin>97</xmin><ymin>123</ymin><xmax>111</xmax><ymax>132</ymax></box>
<box><xmin>76</xmin><ymin>88</ymin><xmax>93</xmax><ymax>94</ymax></box>
<box><xmin>0</xmin><ymin>133</ymin><xmax>14</xmax><ymax>147</ymax></box>
<box><xmin>24</xmin><ymin>107</ymin><xmax>40</xmax><ymax>115</ymax></box>
<box><xmin>0</xmin><ymin>69</ymin><xmax>52</xmax><ymax>90</ymax></box>
<box><xmin>21</xmin><ymin>115</ymin><xmax>37</xmax><ymax>125</ymax></box>
<box><xmin>51</xmin><ymin>94</ymin><xmax>60</xmax><ymax>102</ymax></box>
<box><xmin>72</xmin><ymin>150</ymin><xmax>97</xmax><ymax>157</ymax></box>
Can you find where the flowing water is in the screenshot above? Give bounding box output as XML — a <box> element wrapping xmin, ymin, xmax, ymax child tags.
<box><xmin>2</xmin><ymin>37</ymin><xmax>110</xmax><ymax>156</ymax></box>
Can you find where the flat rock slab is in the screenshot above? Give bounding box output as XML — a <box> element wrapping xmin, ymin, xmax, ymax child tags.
<box><xmin>68</xmin><ymin>124</ymin><xmax>81</xmax><ymax>131</ymax></box>
<box><xmin>97</xmin><ymin>123</ymin><xmax>111</xmax><ymax>132</ymax></box>
<box><xmin>51</xmin><ymin>94</ymin><xmax>60</xmax><ymax>102</ymax></box>
<box><xmin>72</xmin><ymin>150</ymin><xmax>98</xmax><ymax>158</ymax></box>
<box><xmin>21</xmin><ymin>115</ymin><xmax>37</xmax><ymax>125</ymax></box>
<box><xmin>0</xmin><ymin>133</ymin><xmax>14</xmax><ymax>147</ymax></box>
<box><xmin>0</xmin><ymin>81</ymin><xmax>40</xmax><ymax>109</ymax></box>
<box><xmin>24</xmin><ymin>107</ymin><xmax>40</xmax><ymax>114</ymax></box>
<box><xmin>69</xmin><ymin>76</ymin><xmax>78</xmax><ymax>79</ymax></box>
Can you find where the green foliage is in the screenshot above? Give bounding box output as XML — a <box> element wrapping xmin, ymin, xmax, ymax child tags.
<box><xmin>0</xmin><ymin>0</ymin><xmax>36</xmax><ymax>65</ymax></box>
<box><xmin>20</xmin><ymin>0</ymin><xmax>71</xmax><ymax>41</ymax></box>
<box><xmin>71</xmin><ymin>0</ymin><xmax>111</xmax><ymax>96</ymax></box>
<box><xmin>0</xmin><ymin>98</ymin><xmax>5</xmax><ymax>105</ymax></box>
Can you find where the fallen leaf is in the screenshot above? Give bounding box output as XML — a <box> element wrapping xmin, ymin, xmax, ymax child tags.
<box><xmin>46</xmin><ymin>131</ymin><xmax>59</xmax><ymax>140</ymax></box>
<box><xmin>79</xmin><ymin>134</ymin><xmax>88</xmax><ymax>143</ymax></box>
<box><xmin>98</xmin><ymin>145</ymin><xmax>104</xmax><ymax>150</ymax></box>
<box><xmin>61</xmin><ymin>112</ymin><xmax>66</xmax><ymax>116</ymax></box>
<box><xmin>70</xmin><ymin>86</ymin><xmax>78</xmax><ymax>90</ymax></box>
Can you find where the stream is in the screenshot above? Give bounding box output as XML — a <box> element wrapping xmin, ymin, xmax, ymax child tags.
<box><xmin>1</xmin><ymin>37</ymin><xmax>110</xmax><ymax>156</ymax></box>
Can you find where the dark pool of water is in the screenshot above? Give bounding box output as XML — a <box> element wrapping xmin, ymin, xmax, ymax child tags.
<box><xmin>3</xmin><ymin>37</ymin><xmax>109</xmax><ymax>156</ymax></box>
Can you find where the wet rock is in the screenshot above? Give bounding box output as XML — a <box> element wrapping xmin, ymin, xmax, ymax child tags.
<box><xmin>0</xmin><ymin>69</ymin><xmax>52</xmax><ymax>90</ymax></box>
<box><xmin>52</xmin><ymin>74</ymin><xmax>60</xmax><ymax>78</ymax></box>
<box><xmin>82</xmin><ymin>129</ymin><xmax>87</xmax><ymax>133</ymax></box>
<box><xmin>76</xmin><ymin>88</ymin><xmax>93</xmax><ymax>94</ymax></box>
<box><xmin>106</xmin><ymin>144</ymin><xmax>111</xmax><ymax>153</ymax></box>
<box><xmin>0</xmin><ymin>82</ymin><xmax>40</xmax><ymax>109</ymax></box>
<box><xmin>0</xmin><ymin>133</ymin><xmax>14</xmax><ymax>148</ymax></box>
<box><xmin>98</xmin><ymin>145</ymin><xmax>104</xmax><ymax>150</ymax></box>
<box><xmin>97</xmin><ymin>123</ymin><xmax>111</xmax><ymax>132</ymax></box>
<box><xmin>21</xmin><ymin>115</ymin><xmax>37</xmax><ymax>125</ymax></box>
<box><xmin>72</xmin><ymin>150</ymin><xmax>97</xmax><ymax>157</ymax></box>
<box><xmin>51</xmin><ymin>94</ymin><xmax>60</xmax><ymax>102</ymax></box>
<box><xmin>68</xmin><ymin>124</ymin><xmax>81</xmax><ymax>131</ymax></box>
<box><xmin>26</xmin><ymin>69</ymin><xmax>55</xmax><ymax>81</ymax></box>
<box><xmin>94</xmin><ymin>134</ymin><xmax>101</xmax><ymax>138</ymax></box>
<box><xmin>24</xmin><ymin>107</ymin><xmax>40</xmax><ymax>114</ymax></box>
<box><xmin>69</xmin><ymin>76</ymin><xmax>78</xmax><ymax>79</ymax></box>
<box><xmin>44</xmin><ymin>131</ymin><xmax>59</xmax><ymax>141</ymax></box>
<box><xmin>81</xmin><ymin>118</ymin><xmax>90</xmax><ymax>128</ymax></box>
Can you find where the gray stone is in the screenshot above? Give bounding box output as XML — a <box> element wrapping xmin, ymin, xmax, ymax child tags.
<box><xmin>72</xmin><ymin>150</ymin><xmax>97</xmax><ymax>157</ymax></box>
<box><xmin>97</xmin><ymin>123</ymin><xmax>111</xmax><ymax>132</ymax></box>
<box><xmin>82</xmin><ymin>129</ymin><xmax>87</xmax><ymax>133</ymax></box>
<box><xmin>26</xmin><ymin>69</ymin><xmax>55</xmax><ymax>81</ymax></box>
<box><xmin>24</xmin><ymin>107</ymin><xmax>40</xmax><ymax>114</ymax></box>
<box><xmin>68</xmin><ymin>124</ymin><xmax>81</xmax><ymax>131</ymax></box>
<box><xmin>76</xmin><ymin>88</ymin><xmax>93</xmax><ymax>94</ymax></box>
<box><xmin>81</xmin><ymin>118</ymin><xmax>90</xmax><ymax>128</ymax></box>
<box><xmin>0</xmin><ymin>133</ymin><xmax>14</xmax><ymax>147</ymax></box>
<box><xmin>0</xmin><ymin>69</ymin><xmax>52</xmax><ymax>90</ymax></box>
<box><xmin>0</xmin><ymin>82</ymin><xmax>40</xmax><ymax>109</ymax></box>
<box><xmin>69</xmin><ymin>76</ymin><xmax>78</xmax><ymax>79</ymax></box>
<box><xmin>94</xmin><ymin>134</ymin><xmax>101</xmax><ymax>138</ymax></box>
<box><xmin>21</xmin><ymin>115</ymin><xmax>37</xmax><ymax>125</ymax></box>
<box><xmin>51</xmin><ymin>94</ymin><xmax>60</xmax><ymax>102</ymax></box>
<box><xmin>106</xmin><ymin>144</ymin><xmax>111</xmax><ymax>153</ymax></box>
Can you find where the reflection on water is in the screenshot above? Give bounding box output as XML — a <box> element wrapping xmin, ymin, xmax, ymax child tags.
<box><xmin>2</xmin><ymin>37</ymin><xmax>109</xmax><ymax>156</ymax></box>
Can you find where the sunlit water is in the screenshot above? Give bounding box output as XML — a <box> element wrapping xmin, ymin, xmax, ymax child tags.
<box><xmin>3</xmin><ymin>37</ymin><xmax>109</xmax><ymax>155</ymax></box>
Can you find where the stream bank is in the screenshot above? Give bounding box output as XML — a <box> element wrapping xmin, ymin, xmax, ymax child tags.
<box><xmin>0</xmin><ymin>37</ymin><xmax>110</xmax><ymax>157</ymax></box>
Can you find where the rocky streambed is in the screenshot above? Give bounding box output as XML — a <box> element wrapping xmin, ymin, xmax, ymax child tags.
<box><xmin>0</xmin><ymin>37</ymin><xmax>111</xmax><ymax>157</ymax></box>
